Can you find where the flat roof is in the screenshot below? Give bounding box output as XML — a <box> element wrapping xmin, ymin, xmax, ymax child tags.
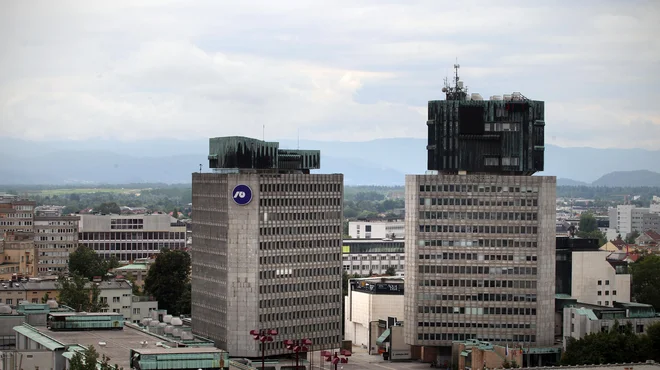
<box><xmin>47</xmin><ymin>312</ymin><xmax>123</xmax><ymax>317</ymax></box>
<box><xmin>132</xmin><ymin>347</ymin><xmax>224</xmax><ymax>355</ymax></box>
<box><xmin>30</xmin><ymin>325</ymin><xmax>176</xmax><ymax>369</ymax></box>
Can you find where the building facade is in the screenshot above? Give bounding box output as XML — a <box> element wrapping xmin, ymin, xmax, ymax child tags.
<box><xmin>0</xmin><ymin>198</ymin><xmax>35</xmax><ymax>234</ymax></box>
<box><xmin>405</xmin><ymin>175</ymin><xmax>556</xmax><ymax>348</ymax></box>
<box><xmin>191</xmin><ymin>136</ymin><xmax>343</xmax><ymax>358</ymax></box>
<box><xmin>78</xmin><ymin>214</ymin><xmax>186</xmax><ymax>262</ymax></box>
<box><xmin>404</xmin><ymin>66</ymin><xmax>556</xmax><ymax>357</ymax></box>
<box><xmin>0</xmin><ymin>232</ymin><xmax>35</xmax><ymax>280</ymax></box>
<box><xmin>570</xmin><ymin>251</ymin><xmax>630</xmax><ymax>307</ymax></box>
<box><xmin>342</xmin><ymin>239</ymin><xmax>404</xmax><ymax>276</ymax></box>
<box><xmin>34</xmin><ymin>216</ymin><xmax>79</xmax><ymax>274</ymax></box>
<box><xmin>348</xmin><ymin>220</ymin><xmax>404</xmax><ymax>239</ymax></box>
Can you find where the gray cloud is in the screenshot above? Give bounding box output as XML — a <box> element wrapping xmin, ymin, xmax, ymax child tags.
<box><xmin>0</xmin><ymin>0</ymin><xmax>658</xmax><ymax>148</ymax></box>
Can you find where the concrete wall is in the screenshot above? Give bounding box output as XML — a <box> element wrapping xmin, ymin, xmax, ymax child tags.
<box><xmin>571</xmin><ymin>251</ymin><xmax>631</xmax><ymax>307</ymax></box>
<box><xmin>348</xmin><ymin>221</ymin><xmax>404</xmax><ymax>239</ymax></box>
<box><xmin>344</xmin><ymin>290</ymin><xmax>404</xmax><ymax>349</ymax></box>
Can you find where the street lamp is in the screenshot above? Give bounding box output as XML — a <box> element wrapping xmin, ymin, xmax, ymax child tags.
<box><xmin>250</xmin><ymin>329</ymin><xmax>278</xmax><ymax>370</ymax></box>
<box><xmin>284</xmin><ymin>338</ymin><xmax>312</xmax><ymax>369</ymax></box>
<box><xmin>324</xmin><ymin>349</ymin><xmax>351</xmax><ymax>370</ymax></box>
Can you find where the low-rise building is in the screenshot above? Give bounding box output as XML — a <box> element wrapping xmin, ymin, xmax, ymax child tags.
<box><xmin>636</xmin><ymin>230</ymin><xmax>660</xmax><ymax>248</ymax></box>
<box><xmin>563</xmin><ymin>301</ymin><xmax>660</xmax><ymax>349</ymax></box>
<box><xmin>348</xmin><ymin>220</ymin><xmax>404</xmax><ymax>239</ymax></box>
<box><xmin>0</xmin><ymin>232</ymin><xmax>36</xmax><ymax>280</ymax></box>
<box><xmin>344</xmin><ymin>277</ymin><xmax>404</xmax><ymax>353</ymax></box>
<box><xmin>113</xmin><ymin>262</ymin><xmax>150</xmax><ymax>288</ymax></box>
<box><xmin>342</xmin><ymin>239</ymin><xmax>404</xmax><ymax>276</ymax></box>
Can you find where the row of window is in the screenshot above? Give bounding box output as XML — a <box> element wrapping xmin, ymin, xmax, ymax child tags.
<box><xmin>417</xmin><ymin>293</ymin><xmax>537</xmax><ymax>303</ymax></box>
<box><xmin>419</xmin><ymin>224</ymin><xmax>539</xmax><ymax>235</ymax></box>
<box><xmin>259</xmin><ymin>183</ymin><xmax>341</xmax><ymax>193</ymax></box>
<box><xmin>418</xmin><ymin>306</ymin><xmax>538</xmax><ymax>316</ymax></box>
<box><xmin>259</xmin><ymin>239</ymin><xmax>340</xmax><ymax>250</ymax></box>
<box><xmin>261</xmin><ymin>211</ymin><xmax>341</xmax><ymax>222</ymax></box>
<box><xmin>417</xmin><ymin>333</ymin><xmax>537</xmax><ymax>343</ymax></box>
<box><xmin>0</xmin><ymin>213</ymin><xmax>33</xmax><ymax>218</ymax></box>
<box><xmin>259</xmin><ymin>225</ymin><xmax>341</xmax><ymax>236</ymax></box>
<box><xmin>419</xmin><ymin>184</ymin><xmax>540</xmax><ymax>194</ymax></box>
<box><xmin>260</xmin><ymin>253</ymin><xmax>340</xmax><ymax>265</ymax></box>
<box><xmin>41</xmin><ymin>221</ymin><xmax>77</xmax><ymax>226</ymax></box>
<box><xmin>419</xmin><ymin>198</ymin><xmax>538</xmax><ymax>207</ymax></box>
<box><xmin>80</xmin><ymin>231</ymin><xmax>185</xmax><ymax>240</ymax></box>
<box><xmin>419</xmin><ymin>279</ymin><xmax>537</xmax><ymax>289</ymax></box>
<box><xmin>259</xmin><ymin>294</ymin><xmax>340</xmax><ymax>309</ymax></box>
<box><xmin>346</xmin><ymin>255</ymin><xmax>402</xmax><ymax>260</ymax></box>
<box><xmin>418</xmin><ymin>265</ymin><xmax>538</xmax><ymax>276</ymax></box>
<box><xmin>345</xmin><ymin>265</ymin><xmax>402</xmax><ymax>271</ymax></box>
<box><xmin>259</xmin><ymin>197</ymin><xmax>341</xmax><ymax>207</ymax></box>
<box><xmin>419</xmin><ymin>252</ymin><xmax>537</xmax><ymax>262</ymax></box>
<box><xmin>258</xmin><ymin>307</ymin><xmax>341</xmax><ymax>322</ymax></box>
<box><xmin>87</xmin><ymin>242</ymin><xmax>184</xmax><ymax>251</ymax></box>
<box><xmin>258</xmin><ymin>280</ymin><xmax>340</xmax><ymax>294</ymax></box>
<box><xmin>419</xmin><ymin>239</ymin><xmax>538</xmax><ymax>248</ymax></box>
<box><xmin>36</xmin><ymin>228</ymin><xmax>76</xmax><ymax>234</ymax></box>
<box><xmin>259</xmin><ymin>334</ymin><xmax>341</xmax><ymax>351</ymax></box>
<box><xmin>418</xmin><ymin>321</ymin><xmax>532</xmax><ymax>329</ymax></box>
<box><xmin>420</xmin><ymin>211</ymin><xmax>538</xmax><ymax>221</ymax></box>
<box><xmin>259</xmin><ymin>266</ymin><xmax>341</xmax><ymax>279</ymax></box>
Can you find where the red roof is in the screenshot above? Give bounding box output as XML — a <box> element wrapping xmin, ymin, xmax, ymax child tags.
<box><xmin>643</xmin><ymin>230</ymin><xmax>660</xmax><ymax>241</ymax></box>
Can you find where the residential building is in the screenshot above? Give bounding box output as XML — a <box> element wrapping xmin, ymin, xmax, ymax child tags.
<box><xmin>404</xmin><ymin>66</ymin><xmax>556</xmax><ymax>364</ymax></box>
<box><xmin>642</xmin><ymin>213</ymin><xmax>660</xmax><ymax>235</ymax></box>
<box><xmin>609</xmin><ymin>205</ymin><xmax>653</xmax><ymax>236</ymax></box>
<box><xmin>348</xmin><ymin>220</ymin><xmax>404</xmax><ymax>239</ymax></box>
<box><xmin>129</xmin><ymin>295</ymin><xmax>158</xmax><ymax>324</ymax></box>
<box><xmin>569</xmin><ymin>251</ymin><xmax>630</xmax><ymax>307</ymax></box>
<box><xmin>34</xmin><ymin>206</ymin><xmax>65</xmax><ymax>217</ymax></box>
<box><xmin>78</xmin><ymin>214</ymin><xmax>186</xmax><ymax>262</ymax></box>
<box><xmin>563</xmin><ymin>302</ymin><xmax>660</xmax><ymax>348</ymax></box>
<box><xmin>34</xmin><ymin>216</ymin><xmax>79</xmax><ymax>274</ymax></box>
<box><xmin>342</xmin><ymin>239</ymin><xmax>404</xmax><ymax>276</ymax></box>
<box><xmin>0</xmin><ymin>232</ymin><xmax>35</xmax><ymax>280</ymax></box>
<box><xmin>636</xmin><ymin>230</ymin><xmax>660</xmax><ymax>247</ymax></box>
<box><xmin>0</xmin><ymin>198</ymin><xmax>35</xmax><ymax>234</ymax></box>
<box><xmin>113</xmin><ymin>262</ymin><xmax>150</xmax><ymax>288</ymax></box>
<box><xmin>343</xmin><ymin>277</ymin><xmax>404</xmax><ymax>353</ymax></box>
<box><xmin>97</xmin><ymin>280</ymin><xmax>133</xmax><ymax>317</ymax></box>
<box><xmin>191</xmin><ymin>136</ymin><xmax>343</xmax><ymax>358</ymax></box>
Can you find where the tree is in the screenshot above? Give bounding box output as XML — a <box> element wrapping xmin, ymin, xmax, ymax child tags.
<box><xmin>646</xmin><ymin>322</ymin><xmax>660</xmax><ymax>362</ymax></box>
<box><xmin>175</xmin><ymin>282</ymin><xmax>191</xmax><ymax>316</ymax></box>
<box><xmin>631</xmin><ymin>255</ymin><xmax>660</xmax><ymax>311</ymax></box>
<box><xmin>96</xmin><ymin>202</ymin><xmax>121</xmax><ymax>215</ymax></box>
<box><xmin>56</xmin><ymin>274</ymin><xmax>108</xmax><ymax>312</ymax></box>
<box><xmin>561</xmin><ymin>321</ymin><xmax>650</xmax><ymax>365</ymax></box>
<box><xmin>625</xmin><ymin>230</ymin><xmax>640</xmax><ymax>244</ymax></box>
<box><xmin>70</xmin><ymin>346</ymin><xmax>122</xmax><ymax>370</ymax></box>
<box><xmin>144</xmin><ymin>249</ymin><xmax>191</xmax><ymax>316</ymax></box>
<box><xmin>69</xmin><ymin>245</ymin><xmax>118</xmax><ymax>280</ymax></box>
<box><xmin>385</xmin><ymin>267</ymin><xmax>397</xmax><ymax>276</ymax></box>
<box><xmin>41</xmin><ymin>293</ymin><xmax>50</xmax><ymax>304</ymax></box>
<box><xmin>578</xmin><ymin>212</ymin><xmax>598</xmax><ymax>233</ymax></box>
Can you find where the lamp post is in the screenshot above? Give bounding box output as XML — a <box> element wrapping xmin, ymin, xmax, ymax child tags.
<box><xmin>250</xmin><ymin>329</ymin><xmax>278</xmax><ymax>370</ymax></box>
<box><xmin>284</xmin><ymin>338</ymin><xmax>312</xmax><ymax>369</ymax></box>
<box><xmin>324</xmin><ymin>349</ymin><xmax>351</xmax><ymax>370</ymax></box>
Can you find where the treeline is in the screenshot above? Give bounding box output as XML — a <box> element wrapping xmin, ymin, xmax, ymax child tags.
<box><xmin>557</xmin><ymin>186</ymin><xmax>660</xmax><ymax>205</ymax></box>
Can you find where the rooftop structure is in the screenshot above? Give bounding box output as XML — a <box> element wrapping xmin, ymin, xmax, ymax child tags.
<box><xmin>426</xmin><ymin>64</ymin><xmax>545</xmax><ymax>175</ymax></box>
<box><xmin>208</xmin><ymin>136</ymin><xmax>320</xmax><ymax>173</ymax></box>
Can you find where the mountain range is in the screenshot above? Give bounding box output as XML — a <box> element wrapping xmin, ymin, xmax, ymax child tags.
<box><xmin>0</xmin><ymin>137</ymin><xmax>658</xmax><ymax>186</ymax></box>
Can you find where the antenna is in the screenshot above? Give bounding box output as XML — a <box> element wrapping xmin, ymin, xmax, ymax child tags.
<box><xmin>199</xmin><ymin>164</ymin><xmax>202</xmax><ymax>173</ymax></box>
<box><xmin>297</xmin><ymin>129</ymin><xmax>300</xmax><ymax>149</ymax></box>
<box><xmin>262</xmin><ymin>124</ymin><xmax>265</xmax><ymax>141</ymax></box>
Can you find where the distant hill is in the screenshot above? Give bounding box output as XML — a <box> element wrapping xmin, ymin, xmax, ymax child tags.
<box><xmin>0</xmin><ymin>137</ymin><xmax>658</xmax><ymax>186</ymax></box>
<box><xmin>557</xmin><ymin>178</ymin><xmax>591</xmax><ymax>186</ymax></box>
<box><xmin>591</xmin><ymin>170</ymin><xmax>660</xmax><ymax>187</ymax></box>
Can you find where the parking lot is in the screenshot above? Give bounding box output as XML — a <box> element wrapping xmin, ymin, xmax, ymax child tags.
<box><xmin>307</xmin><ymin>347</ymin><xmax>433</xmax><ymax>370</ymax></box>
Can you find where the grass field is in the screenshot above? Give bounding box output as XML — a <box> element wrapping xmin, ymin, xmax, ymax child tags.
<box><xmin>33</xmin><ymin>188</ymin><xmax>145</xmax><ymax>196</ymax></box>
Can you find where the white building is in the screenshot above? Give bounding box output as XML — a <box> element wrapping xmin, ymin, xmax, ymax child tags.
<box><xmin>570</xmin><ymin>251</ymin><xmax>630</xmax><ymax>307</ymax></box>
<box><xmin>563</xmin><ymin>302</ymin><xmax>660</xmax><ymax>349</ymax></box>
<box><xmin>344</xmin><ymin>277</ymin><xmax>404</xmax><ymax>353</ymax></box>
<box><xmin>348</xmin><ymin>220</ymin><xmax>404</xmax><ymax>239</ymax></box>
<box><xmin>608</xmin><ymin>205</ymin><xmax>652</xmax><ymax>237</ymax></box>
<box><xmin>342</xmin><ymin>239</ymin><xmax>405</xmax><ymax>276</ymax></box>
<box><xmin>98</xmin><ymin>280</ymin><xmax>157</xmax><ymax>322</ymax></box>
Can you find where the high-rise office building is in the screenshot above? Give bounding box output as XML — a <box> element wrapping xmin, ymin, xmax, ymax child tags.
<box><xmin>191</xmin><ymin>136</ymin><xmax>343</xmax><ymax>358</ymax></box>
<box><xmin>404</xmin><ymin>66</ymin><xmax>556</xmax><ymax>357</ymax></box>
<box><xmin>34</xmin><ymin>215</ymin><xmax>80</xmax><ymax>273</ymax></box>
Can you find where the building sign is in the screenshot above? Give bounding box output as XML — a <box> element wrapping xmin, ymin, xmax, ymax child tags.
<box><xmin>232</xmin><ymin>185</ymin><xmax>253</xmax><ymax>205</ymax></box>
<box><xmin>390</xmin><ymin>350</ymin><xmax>411</xmax><ymax>360</ymax></box>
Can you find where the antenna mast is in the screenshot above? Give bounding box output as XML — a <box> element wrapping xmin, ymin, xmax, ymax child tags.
<box><xmin>442</xmin><ymin>60</ymin><xmax>468</xmax><ymax>101</ymax></box>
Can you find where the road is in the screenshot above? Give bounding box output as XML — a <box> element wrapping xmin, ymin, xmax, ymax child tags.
<box><xmin>307</xmin><ymin>347</ymin><xmax>433</xmax><ymax>370</ymax></box>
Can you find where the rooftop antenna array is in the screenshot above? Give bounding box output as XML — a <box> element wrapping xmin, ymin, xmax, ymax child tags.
<box><xmin>442</xmin><ymin>60</ymin><xmax>468</xmax><ymax>101</ymax></box>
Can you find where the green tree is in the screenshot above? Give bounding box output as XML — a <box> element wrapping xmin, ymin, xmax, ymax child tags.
<box><xmin>144</xmin><ymin>249</ymin><xmax>191</xmax><ymax>316</ymax></box>
<box><xmin>175</xmin><ymin>282</ymin><xmax>191</xmax><ymax>316</ymax></box>
<box><xmin>646</xmin><ymin>322</ymin><xmax>660</xmax><ymax>362</ymax></box>
<box><xmin>625</xmin><ymin>230</ymin><xmax>640</xmax><ymax>244</ymax></box>
<box><xmin>385</xmin><ymin>267</ymin><xmax>397</xmax><ymax>276</ymax></box>
<box><xmin>56</xmin><ymin>274</ymin><xmax>108</xmax><ymax>312</ymax></box>
<box><xmin>69</xmin><ymin>245</ymin><xmax>118</xmax><ymax>280</ymax></box>
<box><xmin>561</xmin><ymin>321</ymin><xmax>650</xmax><ymax>365</ymax></box>
<box><xmin>578</xmin><ymin>212</ymin><xmax>598</xmax><ymax>233</ymax></box>
<box><xmin>69</xmin><ymin>346</ymin><xmax>100</xmax><ymax>370</ymax></box>
<box><xmin>172</xmin><ymin>208</ymin><xmax>179</xmax><ymax>218</ymax></box>
<box><xmin>96</xmin><ymin>202</ymin><xmax>121</xmax><ymax>215</ymax></box>
<box><xmin>631</xmin><ymin>255</ymin><xmax>660</xmax><ymax>311</ymax></box>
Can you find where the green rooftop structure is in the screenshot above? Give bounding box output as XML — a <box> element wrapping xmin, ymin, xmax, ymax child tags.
<box><xmin>208</xmin><ymin>136</ymin><xmax>320</xmax><ymax>173</ymax></box>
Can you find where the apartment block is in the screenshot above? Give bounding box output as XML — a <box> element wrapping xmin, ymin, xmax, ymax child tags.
<box><xmin>34</xmin><ymin>216</ymin><xmax>80</xmax><ymax>274</ymax></box>
<box><xmin>78</xmin><ymin>214</ymin><xmax>186</xmax><ymax>262</ymax></box>
<box><xmin>0</xmin><ymin>197</ymin><xmax>35</xmax><ymax>234</ymax></box>
<box><xmin>342</xmin><ymin>239</ymin><xmax>405</xmax><ymax>276</ymax></box>
<box><xmin>348</xmin><ymin>220</ymin><xmax>405</xmax><ymax>239</ymax></box>
<box><xmin>0</xmin><ymin>232</ymin><xmax>35</xmax><ymax>280</ymax></box>
<box><xmin>192</xmin><ymin>136</ymin><xmax>343</xmax><ymax>358</ymax></box>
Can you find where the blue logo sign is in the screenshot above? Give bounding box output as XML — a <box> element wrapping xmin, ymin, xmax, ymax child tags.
<box><xmin>232</xmin><ymin>185</ymin><xmax>253</xmax><ymax>205</ymax></box>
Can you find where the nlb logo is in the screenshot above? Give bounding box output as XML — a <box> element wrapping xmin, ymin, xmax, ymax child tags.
<box><xmin>232</xmin><ymin>184</ymin><xmax>252</xmax><ymax>205</ymax></box>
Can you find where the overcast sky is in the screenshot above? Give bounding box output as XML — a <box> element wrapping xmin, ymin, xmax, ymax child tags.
<box><xmin>1</xmin><ymin>0</ymin><xmax>658</xmax><ymax>149</ymax></box>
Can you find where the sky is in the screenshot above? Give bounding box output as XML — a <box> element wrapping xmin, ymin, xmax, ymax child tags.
<box><xmin>0</xmin><ymin>0</ymin><xmax>658</xmax><ymax>149</ymax></box>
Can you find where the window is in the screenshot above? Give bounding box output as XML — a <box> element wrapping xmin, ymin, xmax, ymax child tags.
<box><xmin>598</xmin><ymin>280</ymin><xmax>602</xmax><ymax>285</ymax></box>
<box><xmin>484</xmin><ymin>157</ymin><xmax>499</xmax><ymax>166</ymax></box>
<box><xmin>113</xmin><ymin>297</ymin><xmax>120</xmax><ymax>303</ymax></box>
<box><xmin>605</xmin><ymin>301</ymin><xmax>609</xmax><ymax>305</ymax></box>
<box><xmin>613</xmin><ymin>290</ymin><xmax>617</xmax><ymax>295</ymax></box>
<box><xmin>605</xmin><ymin>280</ymin><xmax>610</xmax><ymax>285</ymax></box>
<box><xmin>597</xmin><ymin>291</ymin><xmax>602</xmax><ymax>296</ymax></box>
